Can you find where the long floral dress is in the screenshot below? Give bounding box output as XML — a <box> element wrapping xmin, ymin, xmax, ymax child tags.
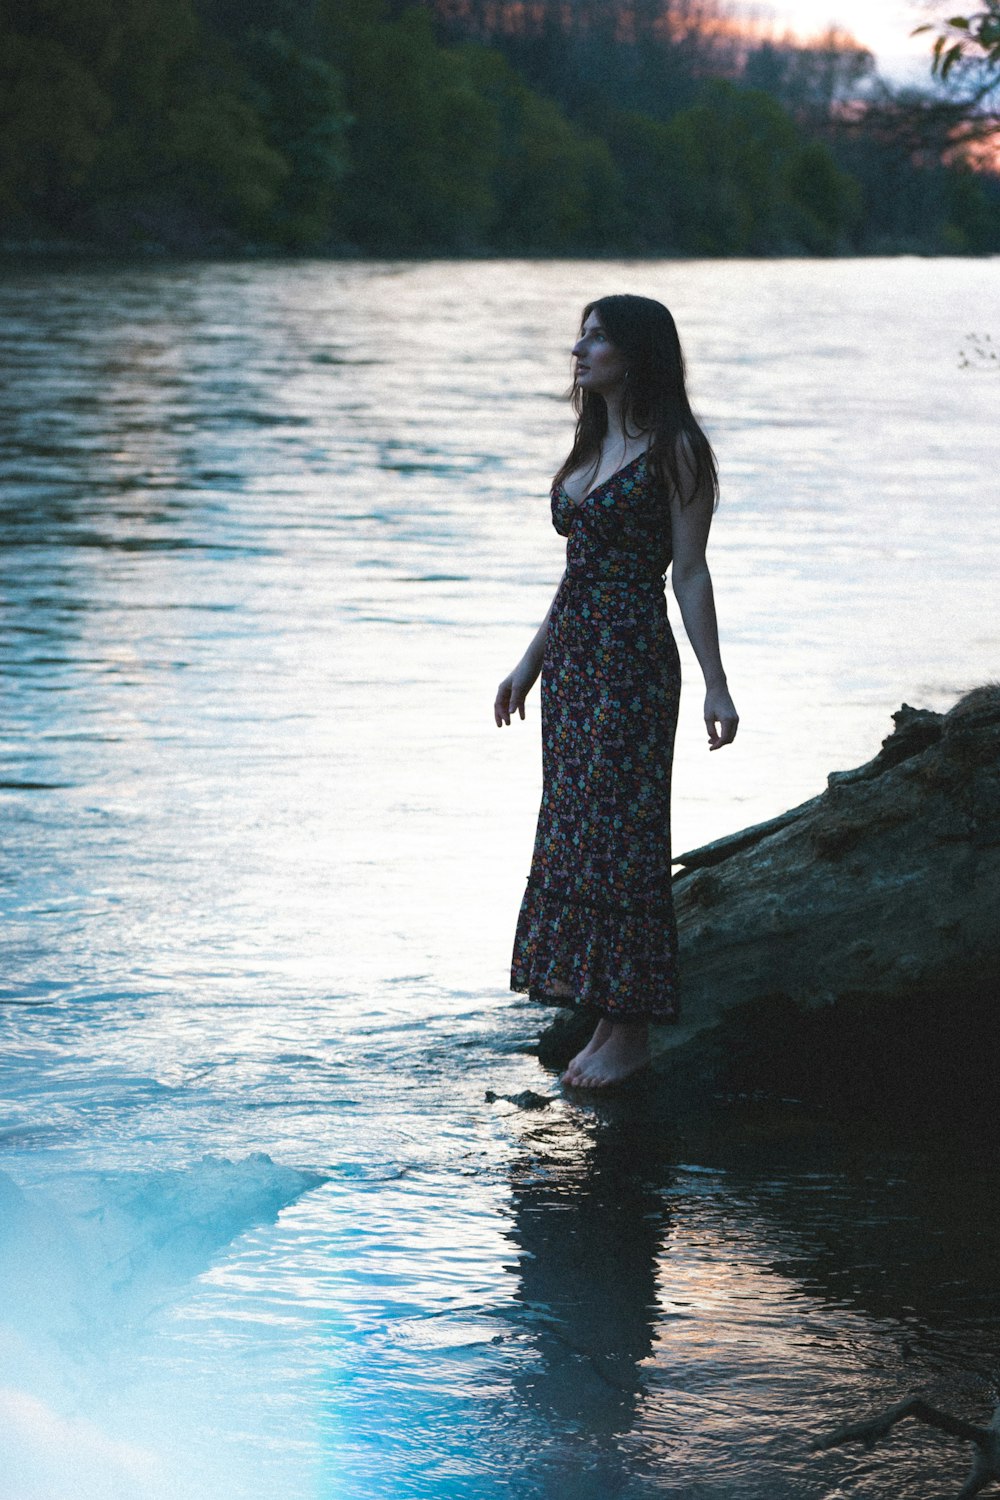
<box><xmin>510</xmin><ymin>450</ymin><xmax>681</xmax><ymax>1022</ymax></box>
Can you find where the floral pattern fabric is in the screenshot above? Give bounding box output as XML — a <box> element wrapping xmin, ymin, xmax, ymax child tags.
<box><xmin>510</xmin><ymin>450</ymin><xmax>681</xmax><ymax>1022</ymax></box>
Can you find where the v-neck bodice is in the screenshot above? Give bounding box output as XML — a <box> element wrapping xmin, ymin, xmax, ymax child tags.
<box><xmin>550</xmin><ymin>447</ymin><xmax>671</xmax><ymax>583</ymax></box>
<box><xmin>557</xmin><ymin>449</ymin><xmax>648</xmax><ymax>508</ymax></box>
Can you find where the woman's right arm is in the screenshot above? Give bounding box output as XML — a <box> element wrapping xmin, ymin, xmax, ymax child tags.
<box><xmin>494</xmin><ymin>575</ymin><xmax>563</xmax><ymax>727</ymax></box>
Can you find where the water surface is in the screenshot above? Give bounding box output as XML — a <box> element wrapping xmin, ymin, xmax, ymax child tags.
<box><xmin>1</xmin><ymin>255</ymin><xmax>999</xmax><ymax>1498</ymax></box>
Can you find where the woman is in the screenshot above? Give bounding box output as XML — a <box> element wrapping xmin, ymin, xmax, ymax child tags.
<box><xmin>494</xmin><ymin>294</ymin><xmax>738</xmax><ymax>1089</ymax></box>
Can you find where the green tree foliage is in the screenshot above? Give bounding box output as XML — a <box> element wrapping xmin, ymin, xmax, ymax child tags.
<box><xmin>783</xmin><ymin>141</ymin><xmax>862</xmax><ymax>252</ymax></box>
<box><xmin>0</xmin><ymin>25</ymin><xmax>112</xmax><ymax>222</ymax></box>
<box><xmin>603</xmin><ymin>112</ymin><xmax>682</xmax><ymax>250</ymax></box>
<box><xmin>0</xmin><ymin>0</ymin><xmax>344</xmax><ymax>246</ymax></box>
<box><xmin>910</xmin><ymin>3</ymin><xmax>1000</xmax><ymax>165</ymax></box>
<box><xmin>632</xmin><ymin>82</ymin><xmax>860</xmax><ymax>254</ymax></box>
<box><xmin>943</xmin><ymin>166</ymin><xmax>1000</xmax><ymax>249</ymax></box>
<box><xmin>461</xmin><ymin>46</ymin><xmax>621</xmax><ymax>252</ymax></box>
<box><xmin>668</xmin><ymin>85</ymin><xmax>802</xmax><ymax>252</ymax></box>
<box><xmin>193</xmin><ymin>0</ymin><xmax>351</xmax><ymax>246</ymax></box>
<box><xmin>0</xmin><ymin>0</ymin><xmax>995</xmax><ymax>254</ymax></box>
<box><xmin>317</xmin><ymin>4</ymin><xmax>620</xmax><ymax>252</ymax></box>
<box><xmin>322</xmin><ymin>7</ymin><xmax>499</xmax><ymax>249</ymax></box>
<box><xmin>915</xmin><ymin>3</ymin><xmax>1000</xmax><ymax>82</ymax></box>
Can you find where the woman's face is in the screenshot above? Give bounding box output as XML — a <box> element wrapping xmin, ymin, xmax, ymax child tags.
<box><xmin>572</xmin><ymin>312</ymin><xmax>627</xmax><ymax>396</ymax></box>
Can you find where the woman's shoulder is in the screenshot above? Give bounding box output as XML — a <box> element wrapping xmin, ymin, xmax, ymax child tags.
<box><xmin>649</xmin><ymin>431</ymin><xmax>717</xmax><ymax>508</ymax></box>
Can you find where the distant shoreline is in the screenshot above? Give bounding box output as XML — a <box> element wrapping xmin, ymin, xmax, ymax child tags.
<box><xmin>3</xmin><ymin>237</ymin><xmax>997</xmax><ymax>265</ymax></box>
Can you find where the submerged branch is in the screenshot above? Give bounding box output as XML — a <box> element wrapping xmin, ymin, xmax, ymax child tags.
<box><xmin>814</xmin><ymin>1397</ymin><xmax>1000</xmax><ymax>1499</ymax></box>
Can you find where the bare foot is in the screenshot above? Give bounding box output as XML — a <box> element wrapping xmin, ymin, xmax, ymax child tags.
<box><xmin>567</xmin><ymin>1022</ymin><xmax>650</xmax><ymax>1089</ymax></box>
<box><xmin>562</xmin><ymin>1019</ymin><xmax>613</xmax><ymax>1086</ymax></box>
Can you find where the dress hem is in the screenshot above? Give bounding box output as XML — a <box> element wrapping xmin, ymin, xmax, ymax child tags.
<box><xmin>511</xmin><ymin>978</ymin><xmax>679</xmax><ymax>1025</ymax></box>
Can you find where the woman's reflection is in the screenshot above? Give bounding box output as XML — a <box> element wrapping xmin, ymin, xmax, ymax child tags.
<box><xmin>504</xmin><ymin>1101</ymin><xmax>675</xmax><ymax>1478</ymax></box>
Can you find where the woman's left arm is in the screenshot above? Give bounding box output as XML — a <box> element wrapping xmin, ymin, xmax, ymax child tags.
<box><xmin>669</xmin><ymin>486</ymin><xmax>739</xmax><ymax>750</ymax></box>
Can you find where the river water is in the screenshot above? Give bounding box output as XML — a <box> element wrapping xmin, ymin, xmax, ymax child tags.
<box><xmin>1</xmin><ymin>255</ymin><xmax>998</xmax><ymax>1499</ymax></box>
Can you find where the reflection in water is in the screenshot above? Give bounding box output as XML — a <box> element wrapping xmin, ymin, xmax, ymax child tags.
<box><xmin>487</xmin><ymin>1102</ymin><xmax>1000</xmax><ymax>1500</ymax></box>
<box><xmin>505</xmin><ymin>1101</ymin><xmax>674</xmax><ymax>1494</ymax></box>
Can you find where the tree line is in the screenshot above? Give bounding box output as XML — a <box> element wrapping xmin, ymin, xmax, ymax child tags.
<box><xmin>1</xmin><ymin>0</ymin><xmax>997</xmax><ymax>256</ymax></box>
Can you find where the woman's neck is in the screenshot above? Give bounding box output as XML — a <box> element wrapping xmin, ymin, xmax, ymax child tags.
<box><xmin>603</xmin><ymin>388</ymin><xmax>626</xmax><ymax>438</ymax></box>
<box><xmin>601</xmin><ymin>391</ymin><xmax>649</xmax><ymax>457</ymax></box>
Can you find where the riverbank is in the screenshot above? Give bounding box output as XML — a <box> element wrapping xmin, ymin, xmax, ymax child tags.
<box><xmin>3</xmin><ymin>234</ymin><xmax>998</xmax><ymax>263</ymax></box>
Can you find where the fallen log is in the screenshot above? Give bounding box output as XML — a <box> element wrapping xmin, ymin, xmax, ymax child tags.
<box><xmin>660</xmin><ymin>684</ymin><xmax>1000</xmax><ymax>1055</ymax></box>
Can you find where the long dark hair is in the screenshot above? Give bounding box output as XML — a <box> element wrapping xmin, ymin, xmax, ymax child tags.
<box><xmin>553</xmin><ymin>294</ymin><xmax>718</xmax><ymax>508</ymax></box>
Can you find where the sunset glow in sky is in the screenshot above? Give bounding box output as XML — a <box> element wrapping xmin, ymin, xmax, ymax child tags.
<box><xmin>762</xmin><ymin>0</ymin><xmax>936</xmax><ymax>80</ymax></box>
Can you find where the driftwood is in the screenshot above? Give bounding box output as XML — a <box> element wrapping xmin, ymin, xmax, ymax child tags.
<box><xmin>814</xmin><ymin>1397</ymin><xmax>1000</xmax><ymax>1498</ymax></box>
<box><xmin>650</xmin><ymin>683</ymin><xmax>1000</xmax><ymax>1057</ymax></box>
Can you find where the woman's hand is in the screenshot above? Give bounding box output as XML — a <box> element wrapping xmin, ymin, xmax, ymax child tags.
<box><xmin>495</xmin><ymin>666</ymin><xmax>537</xmax><ymax>727</ymax></box>
<box><xmin>705</xmin><ymin>684</ymin><xmax>739</xmax><ymax>750</ymax></box>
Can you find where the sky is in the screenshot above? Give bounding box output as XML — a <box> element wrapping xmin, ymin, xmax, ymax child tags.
<box><xmin>759</xmin><ymin>0</ymin><xmax>939</xmax><ymax>83</ymax></box>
